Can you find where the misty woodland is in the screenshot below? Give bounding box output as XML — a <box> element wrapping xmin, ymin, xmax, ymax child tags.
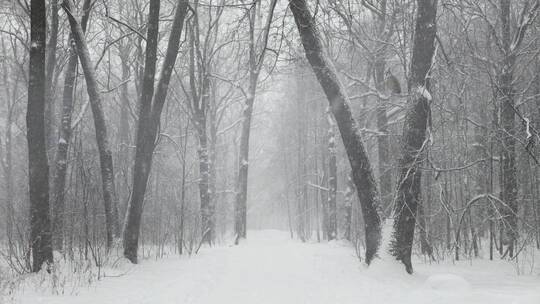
<box><xmin>0</xmin><ymin>0</ymin><xmax>540</xmax><ymax>303</ymax></box>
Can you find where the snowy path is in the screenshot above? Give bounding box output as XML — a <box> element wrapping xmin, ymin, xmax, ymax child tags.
<box><xmin>16</xmin><ymin>230</ymin><xmax>540</xmax><ymax>304</ymax></box>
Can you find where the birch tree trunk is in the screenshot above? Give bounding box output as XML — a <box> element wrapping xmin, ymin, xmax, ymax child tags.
<box><xmin>28</xmin><ymin>0</ymin><xmax>53</xmax><ymax>272</ymax></box>
<box><xmin>290</xmin><ymin>0</ymin><xmax>382</xmax><ymax>264</ymax></box>
<box><xmin>390</xmin><ymin>0</ymin><xmax>438</xmax><ymax>274</ymax></box>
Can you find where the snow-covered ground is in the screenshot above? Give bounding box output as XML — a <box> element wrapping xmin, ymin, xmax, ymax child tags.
<box><xmin>7</xmin><ymin>230</ymin><xmax>540</xmax><ymax>304</ymax></box>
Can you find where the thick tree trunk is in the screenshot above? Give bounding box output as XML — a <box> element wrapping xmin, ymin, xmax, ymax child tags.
<box><xmin>123</xmin><ymin>0</ymin><xmax>160</xmax><ymax>263</ymax></box>
<box><xmin>498</xmin><ymin>0</ymin><xmax>518</xmax><ymax>258</ymax></box>
<box><xmin>62</xmin><ymin>0</ymin><xmax>120</xmax><ymax>249</ymax></box>
<box><xmin>52</xmin><ymin>0</ymin><xmax>92</xmax><ymax>252</ymax></box>
<box><xmin>290</xmin><ymin>0</ymin><xmax>382</xmax><ymax>264</ymax></box>
<box><xmin>28</xmin><ymin>0</ymin><xmax>53</xmax><ymax>272</ymax></box>
<box><xmin>390</xmin><ymin>0</ymin><xmax>438</xmax><ymax>274</ymax></box>
<box><xmin>123</xmin><ymin>0</ymin><xmax>188</xmax><ymax>263</ymax></box>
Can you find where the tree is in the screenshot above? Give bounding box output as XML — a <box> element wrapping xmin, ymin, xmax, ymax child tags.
<box><xmin>327</xmin><ymin>113</ymin><xmax>337</xmax><ymax>240</ymax></box>
<box><xmin>62</xmin><ymin>0</ymin><xmax>121</xmax><ymax>249</ymax></box>
<box><xmin>123</xmin><ymin>0</ymin><xmax>189</xmax><ymax>263</ymax></box>
<box><xmin>51</xmin><ymin>0</ymin><xmax>92</xmax><ymax>251</ymax></box>
<box><xmin>234</xmin><ymin>0</ymin><xmax>278</xmax><ymax>243</ymax></box>
<box><xmin>289</xmin><ymin>0</ymin><xmax>382</xmax><ymax>264</ymax></box>
<box><xmin>497</xmin><ymin>0</ymin><xmax>539</xmax><ymax>258</ymax></box>
<box><xmin>27</xmin><ymin>0</ymin><xmax>53</xmax><ymax>272</ymax></box>
<box><xmin>390</xmin><ymin>0</ymin><xmax>438</xmax><ymax>274</ymax></box>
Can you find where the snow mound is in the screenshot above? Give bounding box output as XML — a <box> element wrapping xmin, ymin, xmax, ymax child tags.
<box><xmin>512</xmin><ymin>294</ymin><xmax>540</xmax><ymax>304</ymax></box>
<box><xmin>423</xmin><ymin>274</ymin><xmax>471</xmax><ymax>292</ymax></box>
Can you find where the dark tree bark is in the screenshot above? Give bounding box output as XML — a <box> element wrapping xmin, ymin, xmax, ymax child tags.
<box><xmin>52</xmin><ymin>0</ymin><xmax>92</xmax><ymax>251</ymax></box>
<box><xmin>62</xmin><ymin>0</ymin><xmax>120</xmax><ymax>249</ymax></box>
<box><xmin>123</xmin><ymin>0</ymin><xmax>189</xmax><ymax>263</ymax></box>
<box><xmin>390</xmin><ymin>0</ymin><xmax>438</xmax><ymax>274</ymax></box>
<box><xmin>28</xmin><ymin>0</ymin><xmax>53</xmax><ymax>272</ymax></box>
<box><xmin>290</xmin><ymin>0</ymin><xmax>382</xmax><ymax>264</ymax></box>
<box><xmin>499</xmin><ymin>0</ymin><xmax>518</xmax><ymax>259</ymax></box>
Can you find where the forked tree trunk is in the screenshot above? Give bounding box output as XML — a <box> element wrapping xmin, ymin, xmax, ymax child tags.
<box><xmin>290</xmin><ymin>0</ymin><xmax>382</xmax><ymax>264</ymax></box>
<box><xmin>123</xmin><ymin>0</ymin><xmax>160</xmax><ymax>263</ymax></box>
<box><xmin>390</xmin><ymin>0</ymin><xmax>438</xmax><ymax>274</ymax></box>
<box><xmin>62</xmin><ymin>0</ymin><xmax>120</xmax><ymax>249</ymax></box>
<box><xmin>52</xmin><ymin>0</ymin><xmax>92</xmax><ymax>252</ymax></box>
<box><xmin>123</xmin><ymin>0</ymin><xmax>188</xmax><ymax>263</ymax></box>
<box><xmin>28</xmin><ymin>0</ymin><xmax>53</xmax><ymax>272</ymax></box>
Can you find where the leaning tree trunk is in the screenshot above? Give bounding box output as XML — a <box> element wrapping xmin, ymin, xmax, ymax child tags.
<box><xmin>62</xmin><ymin>0</ymin><xmax>120</xmax><ymax>249</ymax></box>
<box><xmin>52</xmin><ymin>0</ymin><xmax>92</xmax><ymax>252</ymax></box>
<box><xmin>28</xmin><ymin>0</ymin><xmax>53</xmax><ymax>272</ymax></box>
<box><xmin>123</xmin><ymin>0</ymin><xmax>160</xmax><ymax>263</ymax></box>
<box><xmin>290</xmin><ymin>0</ymin><xmax>382</xmax><ymax>264</ymax></box>
<box><xmin>123</xmin><ymin>0</ymin><xmax>188</xmax><ymax>263</ymax></box>
<box><xmin>390</xmin><ymin>0</ymin><xmax>438</xmax><ymax>274</ymax></box>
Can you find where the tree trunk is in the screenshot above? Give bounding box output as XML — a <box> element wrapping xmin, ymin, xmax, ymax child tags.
<box><xmin>290</xmin><ymin>0</ymin><xmax>382</xmax><ymax>264</ymax></box>
<box><xmin>28</xmin><ymin>0</ymin><xmax>53</xmax><ymax>272</ymax></box>
<box><xmin>498</xmin><ymin>0</ymin><xmax>518</xmax><ymax>258</ymax></box>
<box><xmin>234</xmin><ymin>0</ymin><xmax>277</xmax><ymax>243</ymax></box>
<box><xmin>390</xmin><ymin>0</ymin><xmax>438</xmax><ymax>274</ymax></box>
<box><xmin>45</xmin><ymin>0</ymin><xmax>59</xmax><ymax>156</ymax></box>
<box><xmin>344</xmin><ymin>175</ymin><xmax>355</xmax><ymax>241</ymax></box>
<box><xmin>327</xmin><ymin>114</ymin><xmax>337</xmax><ymax>240</ymax></box>
<box><xmin>52</xmin><ymin>0</ymin><xmax>92</xmax><ymax>252</ymax></box>
<box><xmin>123</xmin><ymin>0</ymin><xmax>188</xmax><ymax>263</ymax></box>
<box><xmin>62</xmin><ymin>0</ymin><xmax>120</xmax><ymax>249</ymax></box>
<box><xmin>234</xmin><ymin>96</ymin><xmax>252</xmax><ymax>243</ymax></box>
<box><xmin>197</xmin><ymin>114</ymin><xmax>213</xmax><ymax>244</ymax></box>
<box><xmin>373</xmin><ymin>0</ymin><xmax>392</xmax><ymax>212</ymax></box>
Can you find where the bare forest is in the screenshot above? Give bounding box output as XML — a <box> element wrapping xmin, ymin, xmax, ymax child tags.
<box><xmin>0</xmin><ymin>0</ymin><xmax>540</xmax><ymax>303</ymax></box>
